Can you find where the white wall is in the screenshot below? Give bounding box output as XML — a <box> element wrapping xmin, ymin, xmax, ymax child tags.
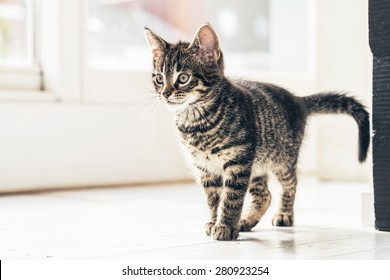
<box><xmin>0</xmin><ymin>100</ymin><xmax>189</xmax><ymax>191</ymax></box>
<box><xmin>316</xmin><ymin>0</ymin><xmax>372</xmax><ymax>181</ymax></box>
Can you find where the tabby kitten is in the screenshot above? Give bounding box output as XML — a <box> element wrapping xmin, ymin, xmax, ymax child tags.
<box><xmin>144</xmin><ymin>24</ymin><xmax>370</xmax><ymax>241</ymax></box>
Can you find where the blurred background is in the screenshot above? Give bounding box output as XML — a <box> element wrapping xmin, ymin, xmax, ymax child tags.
<box><xmin>0</xmin><ymin>0</ymin><xmax>371</xmax><ymax>192</ymax></box>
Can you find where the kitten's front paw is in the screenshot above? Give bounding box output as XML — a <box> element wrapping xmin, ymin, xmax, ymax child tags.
<box><xmin>205</xmin><ymin>222</ymin><xmax>215</xmax><ymax>236</ymax></box>
<box><xmin>272</xmin><ymin>213</ymin><xmax>294</xmax><ymax>227</ymax></box>
<box><xmin>212</xmin><ymin>224</ymin><xmax>239</xmax><ymax>241</ymax></box>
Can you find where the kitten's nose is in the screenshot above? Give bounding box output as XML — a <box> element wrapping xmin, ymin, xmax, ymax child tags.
<box><xmin>162</xmin><ymin>90</ymin><xmax>172</xmax><ymax>99</ymax></box>
<box><xmin>162</xmin><ymin>84</ymin><xmax>173</xmax><ymax>99</ymax></box>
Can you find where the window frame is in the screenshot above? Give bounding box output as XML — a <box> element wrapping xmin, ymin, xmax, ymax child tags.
<box><xmin>0</xmin><ymin>0</ymin><xmax>42</xmax><ymax>92</ymax></box>
<box><xmin>0</xmin><ymin>0</ymin><xmax>83</xmax><ymax>102</ymax></box>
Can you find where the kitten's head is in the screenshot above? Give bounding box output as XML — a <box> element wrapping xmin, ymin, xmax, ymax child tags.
<box><xmin>144</xmin><ymin>24</ymin><xmax>224</xmax><ymax>111</ymax></box>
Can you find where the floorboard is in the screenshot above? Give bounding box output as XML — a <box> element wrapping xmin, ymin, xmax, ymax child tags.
<box><xmin>1</xmin><ymin>177</ymin><xmax>389</xmax><ymax>260</ymax></box>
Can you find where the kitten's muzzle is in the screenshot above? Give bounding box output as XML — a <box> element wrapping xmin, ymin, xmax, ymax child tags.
<box><xmin>162</xmin><ymin>90</ymin><xmax>172</xmax><ymax>99</ymax></box>
<box><xmin>161</xmin><ymin>83</ymin><xmax>174</xmax><ymax>99</ymax></box>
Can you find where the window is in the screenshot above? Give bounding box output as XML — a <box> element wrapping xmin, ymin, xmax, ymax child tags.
<box><xmin>0</xmin><ymin>0</ymin><xmax>33</xmax><ymax>66</ymax></box>
<box><xmin>84</xmin><ymin>0</ymin><xmax>315</xmax><ymax>103</ymax></box>
<box><xmin>0</xmin><ymin>0</ymin><xmax>41</xmax><ymax>91</ymax></box>
<box><xmin>86</xmin><ymin>0</ymin><xmax>310</xmax><ymax>72</ymax></box>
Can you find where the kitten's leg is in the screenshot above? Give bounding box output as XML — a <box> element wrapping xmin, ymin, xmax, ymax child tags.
<box><xmin>200</xmin><ymin>172</ymin><xmax>223</xmax><ymax>236</ymax></box>
<box><xmin>212</xmin><ymin>165</ymin><xmax>251</xmax><ymax>241</ymax></box>
<box><xmin>239</xmin><ymin>175</ymin><xmax>271</xmax><ymax>231</ymax></box>
<box><xmin>272</xmin><ymin>167</ymin><xmax>297</xmax><ymax>227</ymax></box>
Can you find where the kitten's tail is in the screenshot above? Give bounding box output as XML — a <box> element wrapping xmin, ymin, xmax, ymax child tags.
<box><xmin>302</xmin><ymin>92</ymin><xmax>370</xmax><ymax>163</ymax></box>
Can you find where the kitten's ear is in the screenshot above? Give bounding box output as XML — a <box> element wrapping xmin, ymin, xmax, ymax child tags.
<box><xmin>189</xmin><ymin>24</ymin><xmax>221</xmax><ymax>65</ymax></box>
<box><xmin>144</xmin><ymin>27</ymin><xmax>168</xmax><ymax>57</ymax></box>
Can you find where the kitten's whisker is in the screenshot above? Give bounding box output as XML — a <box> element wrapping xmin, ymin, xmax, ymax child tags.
<box><xmin>137</xmin><ymin>98</ymin><xmax>160</xmax><ymax>123</ymax></box>
<box><xmin>128</xmin><ymin>95</ymin><xmax>159</xmax><ymax>108</ymax></box>
<box><xmin>141</xmin><ymin>88</ymin><xmax>158</xmax><ymax>95</ymax></box>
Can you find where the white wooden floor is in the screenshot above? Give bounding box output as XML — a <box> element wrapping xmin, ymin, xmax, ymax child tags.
<box><xmin>1</xmin><ymin>177</ymin><xmax>389</xmax><ymax>260</ymax></box>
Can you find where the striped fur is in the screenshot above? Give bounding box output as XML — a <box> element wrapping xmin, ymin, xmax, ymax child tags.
<box><xmin>145</xmin><ymin>24</ymin><xmax>370</xmax><ymax>241</ymax></box>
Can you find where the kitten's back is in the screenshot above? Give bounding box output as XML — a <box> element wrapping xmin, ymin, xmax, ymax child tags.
<box><xmin>235</xmin><ymin>79</ymin><xmax>307</xmax><ymax>139</ymax></box>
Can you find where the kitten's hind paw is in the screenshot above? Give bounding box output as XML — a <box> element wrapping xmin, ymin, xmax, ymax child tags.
<box><xmin>205</xmin><ymin>222</ymin><xmax>215</xmax><ymax>236</ymax></box>
<box><xmin>212</xmin><ymin>224</ymin><xmax>239</xmax><ymax>241</ymax></box>
<box><xmin>239</xmin><ymin>219</ymin><xmax>257</xmax><ymax>232</ymax></box>
<box><xmin>272</xmin><ymin>213</ymin><xmax>294</xmax><ymax>227</ymax></box>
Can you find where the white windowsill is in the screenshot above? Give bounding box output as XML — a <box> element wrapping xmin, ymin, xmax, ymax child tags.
<box><xmin>0</xmin><ymin>89</ymin><xmax>60</xmax><ymax>102</ymax></box>
<box><xmin>0</xmin><ymin>65</ymin><xmax>42</xmax><ymax>91</ymax></box>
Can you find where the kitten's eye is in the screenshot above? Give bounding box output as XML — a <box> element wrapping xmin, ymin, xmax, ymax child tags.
<box><xmin>155</xmin><ymin>74</ymin><xmax>164</xmax><ymax>85</ymax></box>
<box><xmin>178</xmin><ymin>73</ymin><xmax>190</xmax><ymax>84</ymax></box>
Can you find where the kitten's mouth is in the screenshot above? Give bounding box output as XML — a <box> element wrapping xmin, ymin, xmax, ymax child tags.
<box><xmin>166</xmin><ymin>100</ymin><xmax>185</xmax><ymax>106</ymax></box>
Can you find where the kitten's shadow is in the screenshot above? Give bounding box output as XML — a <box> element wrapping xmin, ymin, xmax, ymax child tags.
<box><xmin>238</xmin><ymin>227</ymin><xmax>299</xmax><ymax>255</ymax></box>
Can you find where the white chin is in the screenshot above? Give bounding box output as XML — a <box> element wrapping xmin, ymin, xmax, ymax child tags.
<box><xmin>165</xmin><ymin>101</ymin><xmax>188</xmax><ymax>112</ymax></box>
<box><xmin>166</xmin><ymin>97</ymin><xmax>194</xmax><ymax>111</ymax></box>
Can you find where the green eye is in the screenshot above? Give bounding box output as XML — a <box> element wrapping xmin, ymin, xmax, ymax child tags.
<box><xmin>155</xmin><ymin>74</ymin><xmax>164</xmax><ymax>85</ymax></box>
<box><xmin>178</xmin><ymin>73</ymin><xmax>190</xmax><ymax>84</ymax></box>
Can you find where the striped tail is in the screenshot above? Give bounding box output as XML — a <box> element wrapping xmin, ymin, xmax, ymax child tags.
<box><xmin>302</xmin><ymin>92</ymin><xmax>370</xmax><ymax>163</ymax></box>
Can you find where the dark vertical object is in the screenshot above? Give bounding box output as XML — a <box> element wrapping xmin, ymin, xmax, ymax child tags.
<box><xmin>370</xmin><ymin>0</ymin><xmax>390</xmax><ymax>231</ymax></box>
